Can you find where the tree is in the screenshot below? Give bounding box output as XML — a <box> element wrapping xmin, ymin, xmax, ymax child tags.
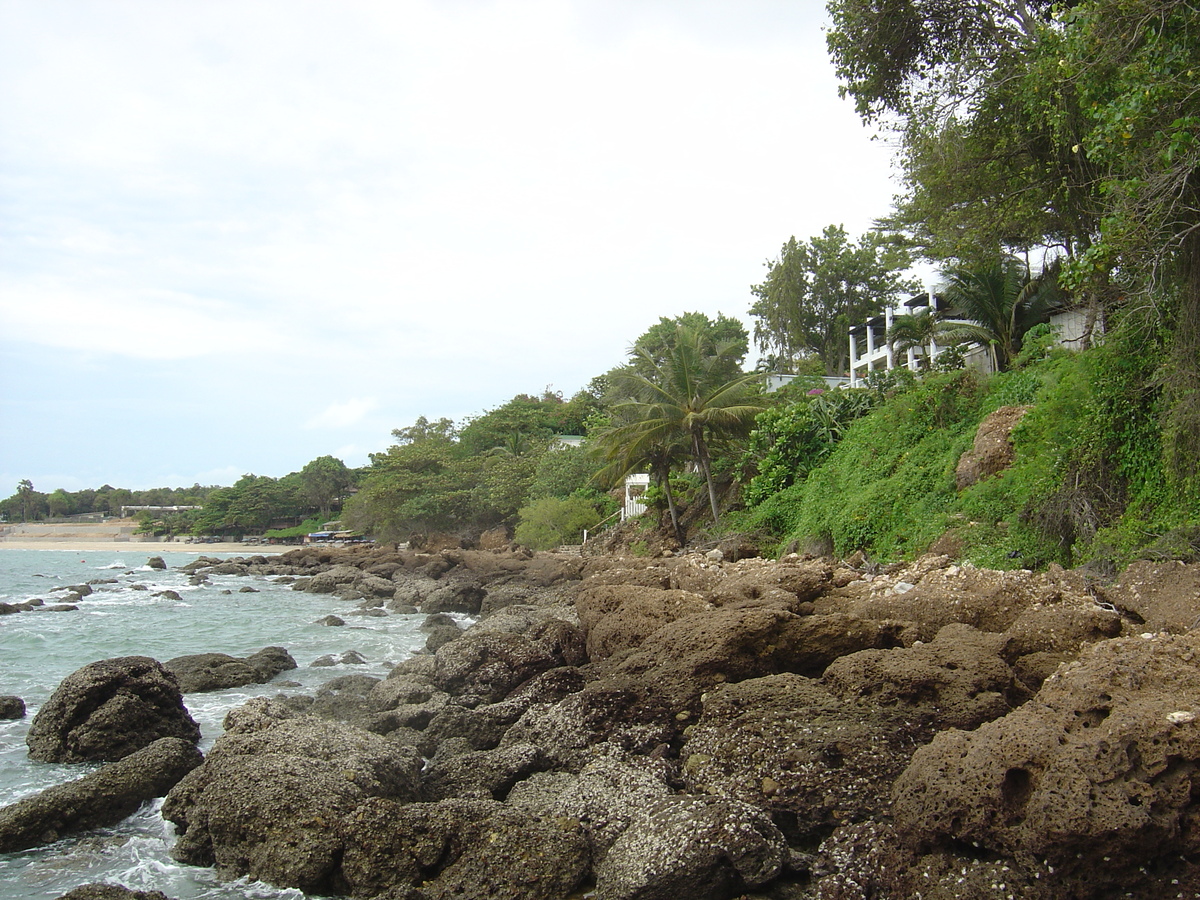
<box><xmin>937</xmin><ymin>256</ymin><xmax>1062</xmax><ymax>371</ymax></box>
<box><xmin>298</xmin><ymin>455</ymin><xmax>353</xmax><ymax>520</ymax></box>
<box><xmin>16</xmin><ymin>480</ymin><xmax>33</xmax><ymax>522</ymax></box>
<box><xmin>606</xmin><ymin>324</ymin><xmax>766</xmax><ymax>524</ymax></box>
<box><xmin>392</xmin><ymin>416</ymin><xmax>458</xmax><ymax>445</ymax></box>
<box><xmin>628</xmin><ymin>312</ymin><xmax>750</xmax><ymax>385</ymax></box>
<box><xmin>514</xmin><ymin>496</ymin><xmax>602</xmax><ymax>550</ymax></box>
<box><xmin>749</xmin><ymin>226</ymin><xmax>917</xmax><ymax>376</ymax></box>
<box><xmin>1048</xmin><ymin>0</ymin><xmax>1200</xmax><ymax>490</ymax></box>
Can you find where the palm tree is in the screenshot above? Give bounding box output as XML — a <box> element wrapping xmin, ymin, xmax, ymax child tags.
<box><xmin>590</xmin><ymin>420</ymin><xmax>689</xmax><ymax>543</ymax></box>
<box><xmin>886</xmin><ymin>307</ymin><xmax>944</xmax><ymax>366</ymax></box>
<box><xmin>608</xmin><ymin>325</ymin><xmax>766</xmax><ymax>524</ymax></box>
<box><xmin>937</xmin><ymin>257</ymin><xmax>1062</xmax><ymax>371</ymax></box>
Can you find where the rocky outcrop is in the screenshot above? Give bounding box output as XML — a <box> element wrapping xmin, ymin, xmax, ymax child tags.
<box><xmin>149</xmin><ymin>546</ymin><xmax>1200</xmax><ymax>899</ymax></box>
<box><xmin>0</xmin><ymin>737</ymin><xmax>202</xmax><ymax>851</ymax></box>
<box><xmin>163</xmin><ymin>647</ymin><xmax>296</xmax><ymax>693</ymax></box>
<box><xmin>55</xmin><ymin>886</ymin><xmax>173</xmax><ymax>900</ymax></box>
<box><xmin>163</xmin><ymin>716</ymin><xmax>423</xmax><ymax>893</ymax></box>
<box><xmin>893</xmin><ymin>632</ymin><xmax>1200</xmax><ymax>897</ymax></box>
<box><xmin>27</xmin><ymin>657</ymin><xmax>200</xmax><ymax>762</ymax></box>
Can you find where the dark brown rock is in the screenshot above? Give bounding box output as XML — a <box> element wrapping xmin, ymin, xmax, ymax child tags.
<box><xmin>27</xmin><ymin>657</ymin><xmax>200</xmax><ymax>763</ymax></box>
<box><xmin>0</xmin><ymin>737</ymin><xmax>202</xmax><ymax>852</ymax></box>
<box><xmin>893</xmin><ymin>632</ymin><xmax>1200</xmax><ymax>897</ymax></box>
<box><xmin>163</xmin><ymin>647</ymin><xmax>296</xmax><ymax>693</ymax></box>
<box><xmin>340</xmin><ymin>797</ymin><xmax>589</xmax><ymax>900</ymax></box>
<box><xmin>162</xmin><ymin>716</ymin><xmax>422</xmax><ymax>893</ymax></box>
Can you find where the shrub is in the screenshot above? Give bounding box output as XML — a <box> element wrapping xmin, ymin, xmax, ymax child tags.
<box><xmin>514</xmin><ymin>496</ymin><xmax>603</xmax><ymax>550</ymax></box>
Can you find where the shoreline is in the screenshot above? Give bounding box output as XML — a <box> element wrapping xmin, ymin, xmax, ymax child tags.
<box><xmin>0</xmin><ymin>540</ymin><xmax>287</xmax><ymax>554</ymax></box>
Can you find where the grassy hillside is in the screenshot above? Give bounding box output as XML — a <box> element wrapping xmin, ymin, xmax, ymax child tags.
<box><xmin>735</xmin><ymin>323</ymin><xmax>1200</xmax><ymax>570</ymax></box>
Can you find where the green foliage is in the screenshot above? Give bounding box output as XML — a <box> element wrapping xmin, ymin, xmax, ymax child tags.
<box><xmin>514</xmin><ymin>496</ymin><xmax>603</xmax><ymax>550</ymax></box>
<box><xmin>529</xmin><ymin>444</ymin><xmax>604</xmax><ymax>501</ymax></box>
<box><xmin>628</xmin><ymin>312</ymin><xmax>750</xmax><ymax>386</ymax></box>
<box><xmin>742</xmin><ymin>388</ymin><xmax>883</xmax><ymax>506</ymax></box>
<box><xmin>298</xmin><ymin>455</ymin><xmax>352</xmax><ymax>519</ymax></box>
<box><xmin>749</xmin><ymin>226</ymin><xmax>917</xmax><ymax>376</ymax></box>
<box><xmin>264</xmin><ymin>515</ymin><xmax>328</xmax><ymax>539</ymax></box>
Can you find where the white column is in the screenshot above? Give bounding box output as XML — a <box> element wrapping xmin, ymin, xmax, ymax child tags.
<box><xmin>885</xmin><ymin>307</ymin><xmax>895</xmax><ymax>369</ymax></box>
<box><xmin>848</xmin><ymin>330</ymin><xmax>858</xmax><ymax>387</ymax></box>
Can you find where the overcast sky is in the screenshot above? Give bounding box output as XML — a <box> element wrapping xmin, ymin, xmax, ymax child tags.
<box><xmin>0</xmin><ymin>0</ymin><xmax>910</xmax><ymax>493</ymax></box>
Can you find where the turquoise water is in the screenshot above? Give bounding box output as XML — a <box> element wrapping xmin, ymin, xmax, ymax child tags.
<box><xmin>0</xmin><ymin>548</ymin><xmax>430</xmax><ymax>900</ymax></box>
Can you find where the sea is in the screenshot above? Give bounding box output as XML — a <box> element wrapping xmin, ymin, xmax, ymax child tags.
<box><xmin>0</xmin><ymin>547</ymin><xmax>435</xmax><ymax>900</ymax></box>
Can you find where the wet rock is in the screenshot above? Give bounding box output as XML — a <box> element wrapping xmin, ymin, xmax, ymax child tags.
<box><xmin>162</xmin><ymin>716</ymin><xmax>422</xmax><ymax>893</ymax></box>
<box><xmin>340</xmin><ymin>797</ymin><xmax>589</xmax><ymax>900</ymax></box>
<box><xmin>27</xmin><ymin>656</ymin><xmax>200</xmax><ymax>763</ymax></box>
<box><xmin>0</xmin><ymin>737</ymin><xmax>202</xmax><ymax>852</ymax></box>
<box><xmin>593</xmin><ymin>795</ymin><xmax>787</xmax><ymax>900</ymax></box>
<box><xmin>164</xmin><ymin>647</ymin><xmax>296</xmax><ymax>694</ymax></box>
<box><xmin>316</xmin><ymin>614</ymin><xmax>345</xmax><ymax>626</ymax></box>
<box><xmin>146</xmin><ymin>557</ymin><xmax>167</xmax><ymax>570</ymax></box>
<box><xmin>55</xmin><ymin>886</ymin><xmax>173</xmax><ymax>900</ymax></box>
<box><xmin>893</xmin><ymin>632</ymin><xmax>1200</xmax><ymax>897</ymax></box>
<box><xmin>0</xmin><ymin>696</ymin><xmax>25</xmax><ymax>719</ymax></box>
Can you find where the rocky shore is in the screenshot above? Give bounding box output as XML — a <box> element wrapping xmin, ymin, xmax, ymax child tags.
<box><xmin>10</xmin><ymin>543</ymin><xmax>1200</xmax><ymax>900</ymax></box>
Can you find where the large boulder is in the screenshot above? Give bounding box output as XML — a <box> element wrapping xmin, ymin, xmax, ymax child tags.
<box><xmin>821</xmin><ymin>623</ymin><xmax>1028</xmax><ymax>729</ymax></box>
<box><xmin>576</xmin><ymin>584</ymin><xmax>712</xmax><ymax>660</ymax></box>
<box><xmin>955</xmin><ymin>404</ymin><xmax>1030</xmax><ymax>489</ymax></box>
<box><xmin>0</xmin><ymin>737</ymin><xmax>202</xmax><ymax>851</ymax></box>
<box><xmin>611</xmin><ymin>607</ymin><xmax>902</xmax><ymax>708</ymax></box>
<box><xmin>431</xmin><ymin>628</ymin><xmax>568</xmax><ymax>705</ymax></box>
<box><xmin>507</xmin><ymin>756</ymin><xmax>671</xmax><ymax>863</ymax></box>
<box><xmin>1102</xmin><ymin>559</ymin><xmax>1200</xmax><ymax>633</ymax></box>
<box><xmin>593</xmin><ymin>795</ymin><xmax>788</xmax><ymax>900</ymax></box>
<box><xmin>164</xmin><ymin>647</ymin><xmax>296</xmax><ymax>693</ymax></box>
<box><xmin>893</xmin><ymin>632</ymin><xmax>1200</xmax><ymax>897</ymax></box>
<box><xmin>27</xmin><ymin>657</ymin><xmax>200</xmax><ymax>763</ymax></box>
<box><xmin>340</xmin><ymin>797</ymin><xmax>590</xmax><ymax>900</ymax></box>
<box><xmin>162</xmin><ymin>715</ymin><xmax>423</xmax><ymax>893</ymax></box>
<box><xmin>680</xmin><ymin>673</ymin><xmax>925</xmax><ymax>844</ymax></box>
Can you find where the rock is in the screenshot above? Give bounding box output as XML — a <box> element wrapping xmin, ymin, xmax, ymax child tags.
<box><xmin>611</xmin><ymin>608</ymin><xmax>902</xmax><ymax>709</ymax></box>
<box><xmin>316</xmin><ymin>614</ymin><xmax>345</xmax><ymax>626</ymax></box>
<box><xmin>162</xmin><ymin>716</ymin><xmax>423</xmax><ymax>893</ymax></box>
<box><xmin>432</xmin><ymin>630</ymin><xmax>561</xmax><ymax>705</ymax></box>
<box><xmin>27</xmin><ymin>657</ymin><xmax>200</xmax><ymax>763</ymax></box>
<box><xmin>146</xmin><ymin>557</ymin><xmax>167</xmax><ymax>570</ymax></box>
<box><xmin>508</xmin><ymin>756</ymin><xmax>671</xmax><ymax>863</ymax></box>
<box><xmin>0</xmin><ymin>696</ymin><xmax>25</xmax><ymax>719</ymax></box>
<box><xmin>893</xmin><ymin>632</ymin><xmax>1200</xmax><ymax>897</ymax></box>
<box><xmin>1102</xmin><ymin>559</ymin><xmax>1200</xmax><ymax>633</ymax></box>
<box><xmin>164</xmin><ymin>647</ymin><xmax>296</xmax><ymax>693</ymax></box>
<box><xmin>0</xmin><ymin>737</ymin><xmax>202</xmax><ymax>852</ymax></box>
<box><xmin>502</xmin><ymin>675</ymin><xmax>679</xmax><ymax>770</ymax></box>
<box><xmin>421</xmin><ymin>742</ymin><xmax>545</xmax><ymax>800</ymax></box>
<box><xmin>576</xmin><ymin>585</ymin><xmax>712</xmax><ymax>660</ymax></box>
<box><xmin>55</xmin><ymin>886</ymin><xmax>173</xmax><ymax>900</ymax></box>
<box><xmin>955</xmin><ymin>405</ymin><xmax>1030</xmax><ymax>489</ymax></box>
<box><xmin>421</xmin><ymin>580</ymin><xmax>488</xmax><ymax>614</ymax></box>
<box><xmin>593</xmin><ymin>795</ymin><xmax>787</xmax><ymax>900</ymax></box>
<box><xmin>680</xmin><ymin>674</ymin><xmax>925</xmax><ymax>844</ymax></box>
<box><xmin>821</xmin><ymin>623</ymin><xmax>1028</xmax><ymax>729</ymax></box>
<box><xmin>340</xmin><ymin>797</ymin><xmax>589</xmax><ymax>900</ymax></box>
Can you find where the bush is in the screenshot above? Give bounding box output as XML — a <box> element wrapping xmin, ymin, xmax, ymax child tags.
<box><xmin>514</xmin><ymin>496</ymin><xmax>603</xmax><ymax>550</ymax></box>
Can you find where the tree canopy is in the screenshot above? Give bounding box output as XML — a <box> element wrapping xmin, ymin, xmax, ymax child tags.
<box><xmin>749</xmin><ymin>225</ymin><xmax>917</xmax><ymax>376</ymax></box>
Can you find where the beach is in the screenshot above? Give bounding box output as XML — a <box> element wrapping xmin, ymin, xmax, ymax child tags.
<box><xmin>0</xmin><ymin>520</ymin><xmax>288</xmax><ymax>555</ymax></box>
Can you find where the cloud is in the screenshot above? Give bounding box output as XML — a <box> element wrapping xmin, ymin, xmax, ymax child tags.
<box><xmin>305</xmin><ymin>398</ymin><xmax>380</xmax><ymax>430</ymax></box>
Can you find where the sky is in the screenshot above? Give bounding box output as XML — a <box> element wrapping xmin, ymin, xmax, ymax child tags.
<box><xmin>0</xmin><ymin>0</ymin><xmax>910</xmax><ymax>493</ymax></box>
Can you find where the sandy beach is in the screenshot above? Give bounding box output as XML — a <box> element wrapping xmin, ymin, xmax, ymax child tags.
<box><xmin>0</xmin><ymin>540</ymin><xmax>288</xmax><ymax>554</ymax></box>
